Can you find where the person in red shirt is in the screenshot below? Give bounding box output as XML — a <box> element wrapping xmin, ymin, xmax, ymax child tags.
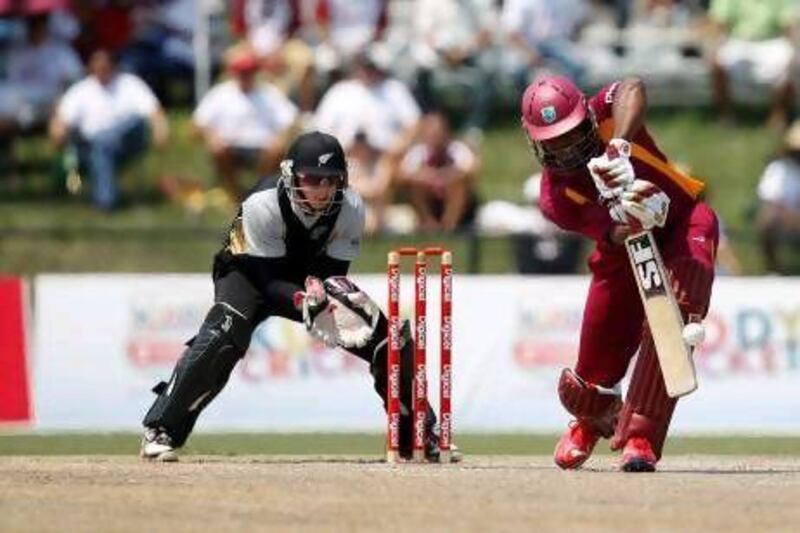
<box><xmin>520</xmin><ymin>75</ymin><xmax>718</xmax><ymax>472</ymax></box>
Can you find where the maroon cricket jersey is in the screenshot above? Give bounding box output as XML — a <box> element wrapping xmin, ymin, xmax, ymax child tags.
<box><xmin>538</xmin><ymin>82</ymin><xmax>706</xmax><ymax>249</ymax></box>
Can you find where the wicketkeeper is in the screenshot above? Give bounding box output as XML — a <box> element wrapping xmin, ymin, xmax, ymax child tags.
<box><xmin>140</xmin><ymin>131</ymin><xmax>457</xmax><ymax>462</ymax></box>
<box><xmin>520</xmin><ymin>76</ymin><xmax>718</xmax><ymax>471</ymax></box>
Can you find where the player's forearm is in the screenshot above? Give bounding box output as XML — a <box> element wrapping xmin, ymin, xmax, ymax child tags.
<box><xmin>611</xmin><ymin>78</ymin><xmax>647</xmax><ymax>141</ymax></box>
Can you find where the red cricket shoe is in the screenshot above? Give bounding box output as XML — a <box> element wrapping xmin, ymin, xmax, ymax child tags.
<box><xmin>554</xmin><ymin>420</ymin><xmax>599</xmax><ymax>470</ymax></box>
<box><xmin>620</xmin><ymin>437</ymin><xmax>658</xmax><ymax>472</ymax></box>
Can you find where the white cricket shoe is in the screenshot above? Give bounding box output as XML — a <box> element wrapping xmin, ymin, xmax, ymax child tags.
<box><xmin>140</xmin><ymin>427</ymin><xmax>178</xmax><ymax>462</ymax></box>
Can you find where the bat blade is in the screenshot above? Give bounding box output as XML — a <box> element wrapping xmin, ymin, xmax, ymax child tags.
<box><xmin>625</xmin><ymin>231</ymin><xmax>697</xmax><ymax>398</ymax></box>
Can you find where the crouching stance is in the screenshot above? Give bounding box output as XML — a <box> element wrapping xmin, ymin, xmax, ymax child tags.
<box><xmin>141</xmin><ymin>132</ymin><xmax>455</xmax><ymax>462</ymax></box>
<box><xmin>520</xmin><ymin>76</ymin><xmax>717</xmax><ymax>471</ymax></box>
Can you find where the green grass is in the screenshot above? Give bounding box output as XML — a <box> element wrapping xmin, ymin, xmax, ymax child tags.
<box><xmin>0</xmin><ymin>109</ymin><xmax>789</xmax><ymax>274</ymax></box>
<box><xmin>1</xmin><ymin>432</ymin><xmax>798</xmax><ymax>456</ymax></box>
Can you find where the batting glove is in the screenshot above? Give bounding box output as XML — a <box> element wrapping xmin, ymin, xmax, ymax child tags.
<box><xmin>619</xmin><ymin>179</ymin><xmax>670</xmax><ymax>230</ymax></box>
<box><xmin>588</xmin><ymin>138</ymin><xmax>635</xmax><ymax>201</ymax></box>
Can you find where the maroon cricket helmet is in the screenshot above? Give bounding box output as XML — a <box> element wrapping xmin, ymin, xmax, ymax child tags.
<box><xmin>520</xmin><ymin>75</ymin><xmax>602</xmax><ymax>171</ymax></box>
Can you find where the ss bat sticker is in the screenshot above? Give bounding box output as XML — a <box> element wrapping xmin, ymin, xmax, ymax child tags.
<box><xmin>626</xmin><ymin>234</ymin><xmax>666</xmax><ymax>297</ymax></box>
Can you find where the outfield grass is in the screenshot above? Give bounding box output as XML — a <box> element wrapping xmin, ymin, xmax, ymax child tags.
<box><xmin>1</xmin><ymin>432</ymin><xmax>798</xmax><ymax>456</ymax></box>
<box><xmin>0</xmin><ymin>109</ymin><xmax>786</xmax><ymax>274</ymax></box>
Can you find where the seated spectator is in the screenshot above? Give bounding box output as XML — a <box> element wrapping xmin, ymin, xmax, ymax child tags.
<box><xmin>0</xmin><ymin>11</ymin><xmax>82</xmax><ymax>174</ymax></box>
<box><xmin>410</xmin><ymin>0</ymin><xmax>499</xmax><ymax>143</ymax></box>
<box><xmin>346</xmin><ymin>131</ymin><xmax>393</xmax><ymax>234</ymax></box>
<box><xmin>755</xmin><ymin>120</ymin><xmax>800</xmax><ymax>274</ymax></box>
<box><xmin>193</xmin><ymin>45</ymin><xmax>298</xmax><ymax>201</ymax></box>
<box><xmin>49</xmin><ymin>49</ymin><xmax>168</xmax><ymax>211</ymax></box>
<box><xmin>708</xmin><ymin>0</ymin><xmax>798</xmax><ymax>127</ymax></box>
<box><xmin>313</xmin><ymin>0</ymin><xmax>389</xmax><ymax>82</ymax></box>
<box><xmin>314</xmin><ymin>48</ymin><xmax>420</xmax><ymax>158</ymax></box>
<box><xmin>398</xmin><ymin>112</ymin><xmax>478</xmax><ymax>232</ymax></box>
<box><xmin>117</xmin><ymin>0</ymin><xmax>198</xmax><ymax>106</ymax></box>
<box><xmin>231</xmin><ymin>0</ymin><xmax>316</xmax><ymax>112</ymax></box>
<box><xmin>501</xmin><ymin>0</ymin><xmax>591</xmax><ymax>88</ymax></box>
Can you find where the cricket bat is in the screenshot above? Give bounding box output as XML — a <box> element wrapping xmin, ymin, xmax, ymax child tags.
<box><xmin>625</xmin><ymin>231</ymin><xmax>697</xmax><ymax>398</ymax></box>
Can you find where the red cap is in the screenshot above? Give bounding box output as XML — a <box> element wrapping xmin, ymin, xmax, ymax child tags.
<box><xmin>520</xmin><ymin>75</ymin><xmax>588</xmax><ymax>141</ymax></box>
<box><xmin>228</xmin><ymin>50</ymin><xmax>259</xmax><ymax>74</ymax></box>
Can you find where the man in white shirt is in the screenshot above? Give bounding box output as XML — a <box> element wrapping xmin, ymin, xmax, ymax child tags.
<box><xmin>50</xmin><ymin>49</ymin><xmax>169</xmax><ymax>211</ymax></box>
<box><xmin>193</xmin><ymin>46</ymin><xmax>298</xmax><ymax>201</ymax></box>
<box><xmin>314</xmin><ymin>49</ymin><xmax>420</xmax><ymax>155</ymax></box>
<box><xmin>756</xmin><ymin>120</ymin><xmax>800</xmax><ymax>273</ymax></box>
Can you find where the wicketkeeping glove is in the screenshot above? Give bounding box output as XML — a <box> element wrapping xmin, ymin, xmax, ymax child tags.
<box><xmin>298</xmin><ymin>276</ymin><xmax>381</xmax><ymax>349</ymax></box>
<box><xmin>299</xmin><ymin>276</ymin><xmax>339</xmax><ymax>348</ymax></box>
<box><xmin>588</xmin><ymin>138</ymin><xmax>635</xmax><ymax>201</ymax></box>
<box><xmin>619</xmin><ymin>179</ymin><xmax>670</xmax><ymax>230</ymax></box>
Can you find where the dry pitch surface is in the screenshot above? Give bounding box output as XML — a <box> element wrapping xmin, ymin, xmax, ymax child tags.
<box><xmin>2</xmin><ymin>455</ymin><xmax>799</xmax><ymax>532</ymax></box>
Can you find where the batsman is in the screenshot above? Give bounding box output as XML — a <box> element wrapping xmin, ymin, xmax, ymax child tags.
<box><xmin>520</xmin><ymin>75</ymin><xmax>718</xmax><ymax>472</ymax></box>
<box><xmin>140</xmin><ymin>131</ymin><xmax>455</xmax><ymax>462</ymax></box>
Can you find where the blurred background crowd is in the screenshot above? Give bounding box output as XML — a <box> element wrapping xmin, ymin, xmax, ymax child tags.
<box><xmin>1</xmin><ymin>0</ymin><xmax>799</xmax><ymax>275</ymax></box>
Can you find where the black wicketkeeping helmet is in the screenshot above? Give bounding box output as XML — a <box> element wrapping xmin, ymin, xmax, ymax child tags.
<box><xmin>280</xmin><ymin>131</ymin><xmax>348</xmax><ymax>215</ymax></box>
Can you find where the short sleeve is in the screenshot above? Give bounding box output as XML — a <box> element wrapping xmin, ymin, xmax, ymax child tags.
<box><xmin>387</xmin><ymin>81</ymin><xmax>421</xmax><ymax>129</ymax></box>
<box><xmin>192</xmin><ymin>85</ymin><xmax>219</xmax><ymax>129</ymax></box>
<box><xmin>757</xmin><ymin>159</ymin><xmax>789</xmax><ymax>203</ymax></box>
<box><xmin>242</xmin><ymin>190</ymin><xmax>287</xmax><ymax>258</ymax></box>
<box><xmin>449</xmin><ymin>141</ymin><xmax>476</xmax><ymax>172</ymax></box>
<box><xmin>588</xmin><ymin>81</ymin><xmax>621</xmax><ymax>123</ymax></box>
<box><xmin>400</xmin><ymin>144</ymin><xmax>426</xmax><ymax>175</ymax></box>
<box><xmin>127</xmin><ymin>75</ymin><xmax>159</xmax><ymax>115</ymax></box>
<box><xmin>56</xmin><ymin>82</ymin><xmax>81</xmax><ymax>126</ymax></box>
<box><xmin>326</xmin><ymin>190</ymin><xmax>365</xmax><ymax>261</ymax></box>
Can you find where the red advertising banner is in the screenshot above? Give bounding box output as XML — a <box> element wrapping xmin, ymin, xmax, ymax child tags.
<box><xmin>0</xmin><ymin>277</ymin><xmax>31</xmax><ymax>424</ymax></box>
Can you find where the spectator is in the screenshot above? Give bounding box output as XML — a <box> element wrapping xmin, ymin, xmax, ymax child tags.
<box><xmin>0</xmin><ymin>11</ymin><xmax>82</xmax><ymax>174</ymax></box>
<box><xmin>411</xmin><ymin>0</ymin><xmax>499</xmax><ymax>142</ymax></box>
<box><xmin>314</xmin><ymin>48</ymin><xmax>420</xmax><ymax>157</ymax></box>
<box><xmin>313</xmin><ymin>0</ymin><xmax>389</xmax><ymax>81</ymax></box>
<box><xmin>346</xmin><ymin>131</ymin><xmax>393</xmax><ymax>234</ymax></box>
<box><xmin>708</xmin><ymin>0</ymin><xmax>798</xmax><ymax>127</ymax></box>
<box><xmin>756</xmin><ymin>120</ymin><xmax>800</xmax><ymax>274</ymax></box>
<box><xmin>49</xmin><ymin>49</ymin><xmax>168</xmax><ymax>211</ymax></box>
<box><xmin>193</xmin><ymin>45</ymin><xmax>298</xmax><ymax>201</ymax></box>
<box><xmin>117</xmin><ymin>0</ymin><xmax>198</xmax><ymax>106</ymax></box>
<box><xmin>314</xmin><ymin>48</ymin><xmax>421</xmax><ymax>224</ymax></box>
<box><xmin>398</xmin><ymin>112</ymin><xmax>479</xmax><ymax>232</ymax></box>
<box><xmin>501</xmin><ymin>0</ymin><xmax>591</xmax><ymax>88</ymax></box>
<box><xmin>231</xmin><ymin>0</ymin><xmax>316</xmax><ymax>112</ymax></box>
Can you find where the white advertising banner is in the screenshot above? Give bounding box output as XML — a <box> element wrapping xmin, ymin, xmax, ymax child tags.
<box><xmin>32</xmin><ymin>274</ymin><xmax>800</xmax><ymax>433</ymax></box>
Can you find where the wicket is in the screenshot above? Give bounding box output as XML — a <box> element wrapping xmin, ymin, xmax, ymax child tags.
<box><xmin>386</xmin><ymin>246</ymin><xmax>453</xmax><ymax>463</ymax></box>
